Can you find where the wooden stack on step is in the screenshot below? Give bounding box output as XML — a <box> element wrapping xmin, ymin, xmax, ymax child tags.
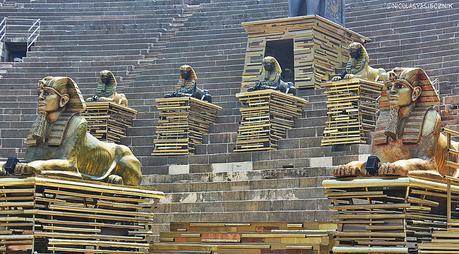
<box><xmin>418</xmin><ymin>172</ymin><xmax>459</xmax><ymax>253</ymax></box>
<box><xmin>151</xmin><ymin>222</ymin><xmax>336</xmax><ymax>254</ymax></box>
<box><xmin>234</xmin><ymin>90</ymin><xmax>307</xmax><ymax>152</ymax></box>
<box><xmin>82</xmin><ymin>102</ymin><xmax>137</xmax><ymax>143</ymax></box>
<box><xmin>0</xmin><ymin>176</ymin><xmax>164</xmax><ymax>253</ymax></box>
<box><xmin>152</xmin><ymin>97</ymin><xmax>222</xmax><ymax>155</ymax></box>
<box><xmin>241</xmin><ymin>16</ymin><xmax>368</xmax><ymax>90</ymax></box>
<box><xmin>323</xmin><ymin>177</ymin><xmax>450</xmax><ymax>254</ymax></box>
<box><xmin>321</xmin><ymin>78</ymin><xmax>383</xmax><ymax>146</ymax></box>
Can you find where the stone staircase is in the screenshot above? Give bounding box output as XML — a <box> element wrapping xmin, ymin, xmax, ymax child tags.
<box><xmin>0</xmin><ymin>0</ymin><xmax>192</xmax><ymax>157</ymax></box>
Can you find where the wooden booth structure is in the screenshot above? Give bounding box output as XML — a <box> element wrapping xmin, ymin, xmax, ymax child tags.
<box><xmin>241</xmin><ymin>16</ymin><xmax>368</xmax><ymax>90</ymax></box>
<box><xmin>321</xmin><ymin>78</ymin><xmax>384</xmax><ymax>146</ymax></box>
<box><xmin>0</xmin><ymin>176</ymin><xmax>164</xmax><ymax>253</ymax></box>
<box><xmin>234</xmin><ymin>90</ymin><xmax>307</xmax><ymax>152</ymax></box>
<box><xmin>82</xmin><ymin>102</ymin><xmax>137</xmax><ymax>144</ymax></box>
<box><xmin>152</xmin><ymin>97</ymin><xmax>222</xmax><ymax>155</ymax></box>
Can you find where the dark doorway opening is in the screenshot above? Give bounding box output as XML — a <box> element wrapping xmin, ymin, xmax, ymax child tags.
<box><xmin>3</xmin><ymin>42</ymin><xmax>27</xmax><ymax>62</ymax></box>
<box><xmin>265</xmin><ymin>39</ymin><xmax>294</xmax><ymax>83</ymax></box>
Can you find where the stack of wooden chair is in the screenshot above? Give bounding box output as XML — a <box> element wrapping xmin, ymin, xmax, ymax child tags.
<box><xmin>0</xmin><ymin>176</ymin><xmax>164</xmax><ymax>253</ymax></box>
<box><xmin>234</xmin><ymin>90</ymin><xmax>307</xmax><ymax>152</ymax></box>
<box><xmin>82</xmin><ymin>102</ymin><xmax>137</xmax><ymax>144</ymax></box>
<box><xmin>321</xmin><ymin>78</ymin><xmax>383</xmax><ymax>146</ymax></box>
<box><xmin>323</xmin><ymin>176</ymin><xmax>449</xmax><ymax>253</ymax></box>
<box><xmin>151</xmin><ymin>222</ymin><xmax>336</xmax><ymax>254</ymax></box>
<box><xmin>152</xmin><ymin>97</ymin><xmax>222</xmax><ymax>155</ymax></box>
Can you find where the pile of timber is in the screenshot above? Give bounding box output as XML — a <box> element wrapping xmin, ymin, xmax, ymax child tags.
<box><xmin>82</xmin><ymin>102</ymin><xmax>137</xmax><ymax>143</ymax></box>
<box><xmin>152</xmin><ymin>97</ymin><xmax>222</xmax><ymax>155</ymax></box>
<box><xmin>323</xmin><ymin>177</ymin><xmax>450</xmax><ymax>254</ymax></box>
<box><xmin>0</xmin><ymin>176</ymin><xmax>164</xmax><ymax>253</ymax></box>
<box><xmin>241</xmin><ymin>16</ymin><xmax>368</xmax><ymax>89</ymax></box>
<box><xmin>234</xmin><ymin>89</ymin><xmax>307</xmax><ymax>152</ymax></box>
<box><xmin>321</xmin><ymin>78</ymin><xmax>383</xmax><ymax>146</ymax></box>
<box><xmin>151</xmin><ymin>222</ymin><xmax>336</xmax><ymax>254</ymax></box>
<box><xmin>418</xmin><ymin>176</ymin><xmax>459</xmax><ymax>253</ymax></box>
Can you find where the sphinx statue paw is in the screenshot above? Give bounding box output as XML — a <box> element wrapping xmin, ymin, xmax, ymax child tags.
<box><xmin>331</xmin><ymin>76</ymin><xmax>342</xmax><ymax>81</ymax></box>
<box><xmin>344</xmin><ymin>74</ymin><xmax>355</xmax><ymax>79</ymax></box>
<box><xmin>334</xmin><ymin>163</ymin><xmax>364</xmax><ymax>177</ymax></box>
<box><xmin>378</xmin><ymin>162</ymin><xmax>405</xmax><ymax>176</ymax></box>
<box><xmin>107</xmin><ymin>174</ymin><xmax>124</xmax><ymax>185</ymax></box>
<box><xmin>14</xmin><ymin>163</ymin><xmax>39</xmax><ymax>175</ymax></box>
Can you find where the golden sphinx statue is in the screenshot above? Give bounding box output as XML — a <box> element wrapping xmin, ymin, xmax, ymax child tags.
<box><xmin>247</xmin><ymin>56</ymin><xmax>297</xmax><ymax>95</ymax></box>
<box><xmin>0</xmin><ymin>76</ymin><xmax>141</xmax><ymax>185</ymax></box>
<box><xmin>332</xmin><ymin>42</ymin><xmax>386</xmax><ymax>82</ymax></box>
<box><xmin>86</xmin><ymin>70</ymin><xmax>128</xmax><ymax>106</ymax></box>
<box><xmin>334</xmin><ymin>67</ymin><xmax>459</xmax><ymax>178</ymax></box>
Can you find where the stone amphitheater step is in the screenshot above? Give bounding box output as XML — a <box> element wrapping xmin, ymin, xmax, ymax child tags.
<box><xmin>141</xmin><ymin>166</ymin><xmax>334</xmax><ymax>223</ymax></box>
<box><xmin>154</xmin><ymin>209</ymin><xmax>334</xmax><ymax>223</ymax></box>
<box><xmin>137</xmin><ymin>145</ymin><xmax>370</xmax><ymax>170</ymax></box>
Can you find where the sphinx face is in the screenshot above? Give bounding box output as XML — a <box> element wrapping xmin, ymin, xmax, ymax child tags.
<box><xmin>38</xmin><ymin>87</ymin><xmax>61</xmax><ymax>114</ymax></box>
<box><xmin>349</xmin><ymin>46</ymin><xmax>361</xmax><ymax>59</ymax></box>
<box><xmin>180</xmin><ymin>68</ymin><xmax>191</xmax><ymax>80</ymax></box>
<box><xmin>263</xmin><ymin>61</ymin><xmax>274</xmax><ymax>72</ymax></box>
<box><xmin>100</xmin><ymin>75</ymin><xmax>110</xmax><ymax>85</ymax></box>
<box><xmin>387</xmin><ymin>82</ymin><xmax>413</xmax><ymax>107</ymax></box>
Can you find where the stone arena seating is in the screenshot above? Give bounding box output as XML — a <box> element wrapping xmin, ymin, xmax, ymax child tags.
<box><xmin>0</xmin><ymin>0</ymin><xmax>457</xmax><ymax>242</ymax></box>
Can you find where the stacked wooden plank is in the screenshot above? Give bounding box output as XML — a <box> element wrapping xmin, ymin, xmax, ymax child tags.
<box><xmin>418</xmin><ymin>175</ymin><xmax>459</xmax><ymax>253</ymax></box>
<box><xmin>152</xmin><ymin>97</ymin><xmax>222</xmax><ymax>155</ymax></box>
<box><xmin>323</xmin><ymin>177</ymin><xmax>450</xmax><ymax>254</ymax></box>
<box><xmin>0</xmin><ymin>176</ymin><xmax>164</xmax><ymax>253</ymax></box>
<box><xmin>321</xmin><ymin>78</ymin><xmax>384</xmax><ymax>146</ymax></box>
<box><xmin>151</xmin><ymin>222</ymin><xmax>336</xmax><ymax>254</ymax></box>
<box><xmin>82</xmin><ymin>102</ymin><xmax>137</xmax><ymax>143</ymax></box>
<box><xmin>241</xmin><ymin>16</ymin><xmax>368</xmax><ymax>90</ymax></box>
<box><xmin>234</xmin><ymin>90</ymin><xmax>307</xmax><ymax>152</ymax></box>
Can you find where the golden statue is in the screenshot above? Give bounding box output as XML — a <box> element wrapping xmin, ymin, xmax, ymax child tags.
<box><xmin>86</xmin><ymin>70</ymin><xmax>128</xmax><ymax>106</ymax></box>
<box><xmin>248</xmin><ymin>56</ymin><xmax>297</xmax><ymax>95</ymax></box>
<box><xmin>332</xmin><ymin>42</ymin><xmax>386</xmax><ymax>82</ymax></box>
<box><xmin>0</xmin><ymin>76</ymin><xmax>141</xmax><ymax>185</ymax></box>
<box><xmin>165</xmin><ymin>65</ymin><xmax>212</xmax><ymax>103</ymax></box>
<box><xmin>334</xmin><ymin>68</ymin><xmax>459</xmax><ymax>178</ymax></box>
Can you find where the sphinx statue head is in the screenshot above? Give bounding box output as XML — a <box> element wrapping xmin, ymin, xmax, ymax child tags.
<box><xmin>374</xmin><ymin>67</ymin><xmax>440</xmax><ymax>144</ymax></box>
<box><xmin>4</xmin><ymin>76</ymin><xmax>143</xmax><ymax>185</ymax></box>
<box><xmin>86</xmin><ymin>70</ymin><xmax>128</xmax><ymax>106</ymax></box>
<box><xmin>27</xmin><ymin>76</ymin><xmax>86</xmax><ymax>146</ymax></box>
<box><xmin>334</xmin><ymin>68</ymin><xmax>458</xmax><ymax>179</ymax></box>
<box><xmin>260</xmin><ymin>56</ymin><xmax>281</xmax><ymax>81</ymax></box>
<box><xmin>179</xmin><ymin>64</ymin><xmax>198</xmax><ymax>82</ymax></box>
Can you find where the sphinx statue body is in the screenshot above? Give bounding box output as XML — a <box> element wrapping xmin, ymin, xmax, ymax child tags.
<box><xmin>332</xmin><ymin>42</ymin><xmax>386</xmax><ymax>82</ymax></box>
<box><xmin>247</xmin><ymin>56</ymin><xmax>297</xmax><ymax>95</ymax></box>
<box><xmin>86</xmin><ymin>70</ymin><xmax>128</xmax><ymax>106</ymax></box>
<box><xmin>165</xmin><ymin>65</ymin><xmax>212</xmax><ymax>103</ymax></box>
<box><xmin>1</xmin><ymin>76</ymin><xmax>141</xmax><ymax>185</ymax></box>
<box><xmin>334</xmin><ymin>68</ymin><xmax>459</xmax><ymax>178</ymax></box>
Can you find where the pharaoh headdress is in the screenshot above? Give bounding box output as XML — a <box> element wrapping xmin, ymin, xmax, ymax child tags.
<box><xmin>27</xmin><ymin>77</ymin><xmax>87</xmax><ymax>147</ymax></box>
<box><xmin>260</xmin><ymin>56</ymin><xmax>282</xmax><ymax>81</ymax></box>
<box><xmin>179</xmin><ymin>65</ymin><xmax>198</xmax><ymax>81</ymax></box>
<box><xmin>373</xmin><ymin>68</ymin><xmax>440</xmax><ymax>145</ymax></box>
<box><xmin>96</xmin><ymin>70</ymin><xmax>117</xmax><ymax>98</ymax></box>
<box><xmin>345</xmin><ymin>42</ymin><xmax>369</xmax><ymax>75</ymax></box>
